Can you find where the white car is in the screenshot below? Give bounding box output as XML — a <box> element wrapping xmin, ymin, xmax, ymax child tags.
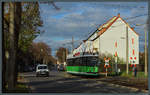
<box><xmin>36</xmin><ymin>64</ymin><xmax>49</xmax><ymax>77</ymax></box>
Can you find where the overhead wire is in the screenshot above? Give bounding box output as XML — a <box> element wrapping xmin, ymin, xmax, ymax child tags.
<box><xmin>71</xmin><ymin>13</ymin><xmax>148</xmax><ymax>50</ymax></box>
<box><xmin>38</xmin><ymin>3</ymin><xmax>149</xmax><ymax>50</ymax></box>
<box><xmin>49</xmin><ymin>13</ymin><xmax>148</xmax><ymax>51</ymax></box>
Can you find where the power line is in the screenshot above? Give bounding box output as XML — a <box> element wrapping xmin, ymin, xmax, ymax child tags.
<box><xmin>42</xmin><ymin>14</ymin><xmax>148</xmax><ymax>51</ymax></box>
<box><xmin>72</xmin><ymin>14</ymin><xmax>148</xmax><ymax>50</ymax></box>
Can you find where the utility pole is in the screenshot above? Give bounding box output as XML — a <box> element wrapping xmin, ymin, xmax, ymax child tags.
<box><xmin>63</xmin><ymin>50</ymin><xmax>65</xmax><ymax>62</ymax></box>
<box><xmin>136</xmin><ymin>23</ymin><xmax>148</xmax><ymax>76</ymax></box>
<box><xmin>126</xmin><ymin>25</ymin><xmax>129</xmax><ymax>74</ymax></box>
<box><xmin>72</xmin><ymin>36</ymin><xmax>74</xmax><ymax>53</ymax></box>
<box><xmin>145</xmin><ymin>24</ymin><xmax>148</xmax><ymax>76</ymax></box>
<box><xmin>66</xmin><ymin>48</ymin><xmax>68</xmax><ymax>61</ymax></box>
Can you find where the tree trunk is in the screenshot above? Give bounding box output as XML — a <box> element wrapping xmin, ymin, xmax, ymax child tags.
<box><xmin>7</xmin><ymin>2</ymin><xmax>21</xmax><ymax>91</ymax></box>
<box><xmin>14</xmin><ymin>2</ymin><xmax>22</xmax><ymax>86</ymax></box>
<box><xmin>2</xmin><ymin>2</ymin><xmax>6</xmax><ymax>92</ymax></box>
<box><xmin>7</xmin><ymin>2</ymin><xmax>16</xmax><ymax>90</ymax></box>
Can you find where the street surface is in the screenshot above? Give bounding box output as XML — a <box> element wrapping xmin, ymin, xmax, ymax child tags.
<box><xmin>19</xmin><ymin>70</ymin><xmax>147</xmax><ymax>93</ymax></box>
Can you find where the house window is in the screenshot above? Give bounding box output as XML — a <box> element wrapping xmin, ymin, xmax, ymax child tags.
<box><xmin>132</xmin><ymin>49</ymin><xmax>135</xmax><ymax>55</ymax></box>
<box><xmin>115</xmin><ymin>42</ymin><xmax>117</xmax><ymax>48</ymax></box>
<box><xmin>134</xmin><ymin>57</ymin><xmax>136</xmax><ymax>60</ymax></box>
<box><xmin>115</xmin><ymin>52</ymin><xmax>117</xmax><ymax>57</ymax></box>
<box><xmin>132</xmin><ymin>38</ymin><xmax>134</xmax><ymax>45</ymax></box>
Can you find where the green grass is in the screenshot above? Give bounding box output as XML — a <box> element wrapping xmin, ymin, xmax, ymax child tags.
<box><xmin>136</xmin><ymin>72</ymin><xmax>148</xmax><ymax>78</ymax></box>
<box><xmin>120</xmin><ymin>71</ymin><xmax>148</xmax><ymax>78</ymax></box>
<box><xmin>104</xmin><ymin>71</ymin><xmax>148</xmax><ymax>78</ymax></box>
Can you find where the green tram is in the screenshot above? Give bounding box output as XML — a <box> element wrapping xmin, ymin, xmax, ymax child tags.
<box><xmin>66</xmin><ymin>53</ymin><xmax>100</xmax><ymax>76</ymax></box>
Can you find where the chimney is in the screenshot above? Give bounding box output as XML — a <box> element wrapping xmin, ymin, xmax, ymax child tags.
<box><xmin>118</xmin><ymin>13</ymin><xmax>120</xmax><ymax>17</ymax></box>
<box><xmin>131</xmin><ymin>27</ymin><xmax>135</xmax><ymax>30</ymax></box>
<box><xmin>83</xmin><ymin>40</ymin><xmax>86</xmax><ymax>42</ymax></box>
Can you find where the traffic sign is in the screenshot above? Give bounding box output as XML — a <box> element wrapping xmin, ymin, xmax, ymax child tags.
<box><xmin>104</xmin><ymin>57</ymin><xmax>111</xmax><ymax>77</ymax></box>
<box><xmin>105</xmin><ymin>59</ymin><xmax>109</xmax><ymax>63</ymax></box>
<box><xmin>104</xmin><ymin>59</ymin><xmax>110</xmax><ymax>68</ymax></box>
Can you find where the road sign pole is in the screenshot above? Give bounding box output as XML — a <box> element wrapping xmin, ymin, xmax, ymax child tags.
<box><xmin>106</xmin><ymin>68</ymin><xmax>107</xmax><ymax>77</ymax></box>
<box><xmin>104</xmin><ymin>59</ymin><xmax>110</xmax><ymax>77</ymax></box>
<box><xmin>115</xmin><ymin>57</ymin><xmax>118</xmax><ymax>74</ymax></box>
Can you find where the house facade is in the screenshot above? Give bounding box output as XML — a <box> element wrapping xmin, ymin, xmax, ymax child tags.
<box><xmin>73</xmin><ymin>14</ymin><xmax>139</xmax><ymax>64</ymax></box>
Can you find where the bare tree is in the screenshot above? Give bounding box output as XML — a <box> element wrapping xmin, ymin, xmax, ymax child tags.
<box><xmin>29</xmin><ymin>42</ymin><xmax>56</xmax><ymax>65</ymax></box>
<box><xmin>56</xmin><ymin>47</ymin><xmax>68</xmax><ymax>63</ymax></box>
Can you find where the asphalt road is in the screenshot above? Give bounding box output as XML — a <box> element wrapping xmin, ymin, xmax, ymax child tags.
<box><xmin>20</xmin><ymin>70</ymin><xmax>146</xmax><ymax>93</ymax></box>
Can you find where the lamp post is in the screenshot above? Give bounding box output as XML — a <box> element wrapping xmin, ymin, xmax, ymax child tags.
<box><xmin>136</xmin><ymin>23</ymin><xmax>148</xmax><ymax>76</ymax></box>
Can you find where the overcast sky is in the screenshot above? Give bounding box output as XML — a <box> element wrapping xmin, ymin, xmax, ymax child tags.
<box><xmin>34</xmin><ymin>2</ymin><xmax>148</xmax><ymax>57</ymax></box>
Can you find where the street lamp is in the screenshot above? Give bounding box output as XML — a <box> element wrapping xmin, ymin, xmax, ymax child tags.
<box><xmin>136</xmin><ymin>23</ymin><xmax>148</xmax><ymax>76</ymax></box>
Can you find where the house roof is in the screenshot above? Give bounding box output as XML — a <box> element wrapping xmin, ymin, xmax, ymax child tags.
<box><xmin>98</xmin><ymin>14</ymin><xmax>139</xmax><ymax>35</ymax></box>
<box><xmin>85</xmin><ymin>16</ymin><xmax>117</xmax><ymax>41</ymax></box>
<box><xmin>92</xmin><ymin>13</ymin><xmax>139</xmax><ymax>41</ymax></box>
<box><xmin>74</xmin><ymin>13</ymin><xmax>139</xmax><ymax>51</ymax></box>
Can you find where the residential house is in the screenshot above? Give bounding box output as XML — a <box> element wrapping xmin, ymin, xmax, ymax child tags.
<box><xmin>73</xmin><ymin>13</ymin><xmax>139</xmax><ymax>65</ymax></box>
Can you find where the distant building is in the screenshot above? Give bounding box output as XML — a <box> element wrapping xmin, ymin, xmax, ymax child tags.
<box><xmin>73</xmin><ymin>13</ymin><xmax>139</xmax><ymax>64</ymax></box>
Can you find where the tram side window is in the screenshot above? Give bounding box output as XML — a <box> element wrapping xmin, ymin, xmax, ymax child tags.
<box><xmin>86</xmin><ymin>57</ymin><xmax>89</xmax><ymax>66</ymax></box>
<box><xmin>78</xmin><ymin>58</ymin><xmax>81</xmax><ymax>66</ymax></box>
<box><xmin>82</xmin><ymin>57</ymin><xmax>87</xmax><ymax>66</ymax></box>
<box><xmin>87</xmin><ymin>57</ymin><xmax>96</xmax><ymax>66</ymax></box>
<box><xmin>91</xmin><ymin>57</ymin><xmax>98</xmax><ymax>66</ymax></box>
<box><xmin>69</xmin><ymin>59</ymin><xmax>75</xmax><ymax>66</ymax></box>
<box><xmin>66</xmin><ymin>59</ymin><xmax>69</xmax><ymax>66</ymax></box>
<box><xmin>74</xmin><ymin>58</ymin><xmax>80</xmax><ymax>66</ymax></box>
<box><xmin>67</xmin><ymin>59</ymin><xmax>72</xmax><ymax>66</ymax></box>
<box><xmin>69</xmin><ymin>58</ymin><xmax>74</xmax><ymax>66</ymax></box>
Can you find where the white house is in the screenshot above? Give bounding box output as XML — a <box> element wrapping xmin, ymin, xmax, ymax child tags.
<box><xmin>73</xmin><ymin>13</ymin><xmax>139</xmax><ymax>64</ymax></box>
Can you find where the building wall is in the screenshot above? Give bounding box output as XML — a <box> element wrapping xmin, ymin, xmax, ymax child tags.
<box><xmin>99</xmin><ymin>18</ymin><xmax>126</xmax><ymax>62</ymax></box>
<box><xmin>72</xmin><ymin>17</ymin><xmax>139</xmax><ymax>65</ymax></box>
<box><xmin>128</xmin><ymin>27</ymin><xmax>139</xmax><ymax>64</ymax></box>
<box><xmin>99</xmin><ymin>18</ymin><xmax>139</xmax><ymax>64</ymax></box>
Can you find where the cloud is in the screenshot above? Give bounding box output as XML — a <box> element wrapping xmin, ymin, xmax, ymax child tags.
<box><xmin>39</xmin><ymin>5</ymin><xmax>114</xmax><ymax>40</ymax></box>
<box><xmin>35</xmin><ymin>2</ymin><xmax>148</xmax><ymax>55</ymax></box>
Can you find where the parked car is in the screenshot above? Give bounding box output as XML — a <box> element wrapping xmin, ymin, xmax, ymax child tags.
<box><xmin>36</xmin><ymin>64</ymin><xmax>49</xmax><ymax>77</ymax></box>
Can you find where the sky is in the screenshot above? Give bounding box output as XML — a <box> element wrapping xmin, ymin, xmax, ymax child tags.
<box><xmin>34</xmin><ymin>2</ymin><xmax>148</xmax><ymax>57</ymax></box>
